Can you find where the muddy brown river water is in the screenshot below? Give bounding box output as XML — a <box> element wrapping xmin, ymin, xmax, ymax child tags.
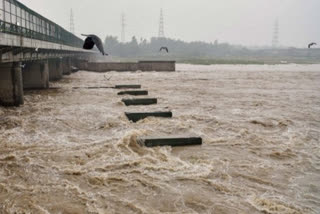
<box><xmin>0</xmin><ymin>64</ymin><xmax>319</xmax><ymax>214</ymax></box>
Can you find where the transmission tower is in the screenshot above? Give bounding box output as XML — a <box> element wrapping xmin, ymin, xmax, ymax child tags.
<box><xmin>70</xmin><ymin>9</ymin><xmax>75</xmax><ymax>34</ymax></box>
<box><xmin>121</xmin><ymin>13</ymin><xmax>126</xmax><ymax>43</ymax></box>
<box><xmin>158</xmin><ymin>9</ymin><xmax>165</xmax><ymax>38</ymax></box>
<box><xmin>272</xmin><ymin>19</ymin><xmax>279</xmax><ymax>48</ymax></box>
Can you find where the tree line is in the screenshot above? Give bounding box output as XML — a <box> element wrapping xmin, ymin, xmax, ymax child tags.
<box><xmin>103</xmin><ymin>36</ymin><xmax>320</xmax><ymax>63</ymax></box>
<box><xmin>104</xmin><ymin>36</ymin><xmax>247</xmax><ymax>58</ymax></box>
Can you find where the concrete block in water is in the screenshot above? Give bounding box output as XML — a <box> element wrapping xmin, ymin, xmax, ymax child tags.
<box><xmin>72</xmin><ymin>86</ymin><xmax>113</xmax><ymax>90</ymax></box>
<box><xmin>125</xmin><ymin>111</ymin><xmax>172</xmax><ymax>122</ymax></box>
<box><xmin>115</xmin><ymin>85</ymin><xmax>141</xmax><ymax>89</ymax></box>
<box><xmin>122</xmin><ymin>98</ymin><xmax>157</xmax><ymax>106</ymax></box>
<box><xmin>118</xmin><ymin>90</ymin><xmax>148</xmax><ymax>96</ymax></box>
<box><xmin>138</xmin><ymin>137</ymin><xmax>202</xmax><ymax>147</ymax></box>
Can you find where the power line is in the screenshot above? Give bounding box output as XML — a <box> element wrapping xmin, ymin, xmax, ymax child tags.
<box><xmin>272</xmin><ymin>18</ymin><xmax>279</xmax><ymax>48</ymax></box>
<box><xmin>158</xmin><ymin>9</ymin><xmax>165</xmax><ymax>38</ymax></box>
<box><xmin>70</xmin><ymin>9</ymin><xmax>75</xmax><ymax>34</ymax></box>
<box><xmin>121</xmin><ymin>13</ymin><xmax>126</xmax><ymax>43</ymax></box>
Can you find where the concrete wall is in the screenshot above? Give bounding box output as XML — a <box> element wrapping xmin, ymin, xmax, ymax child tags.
<box><xmin>0</xmin><ymin>62</ymin><xmax>24</xmax><ymax>106</ymax></box>
<box><xmin>84</xmin><ymin>61</ymin><xmax>176</xmax><ymax>72</ymax></box>
<box><xmin>138</xmin><ymin>61</ymin><xmax>175</xmax><ymax>71</ymax></box>
<box><xmin>22</xmin><ymin>60</ymin><xmax>49</xmax><ymax>89</ymax></box>
<box><xmin>86</xmin><ymin>62</ymin><xmax>139</xmax><ymax>72</ymax></box>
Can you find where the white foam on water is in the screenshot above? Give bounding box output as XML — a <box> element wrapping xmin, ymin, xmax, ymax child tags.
<box><xmin>0</xmin><ymin>64</ymin><xmax>319</xmax><ymax>213</ymax></box>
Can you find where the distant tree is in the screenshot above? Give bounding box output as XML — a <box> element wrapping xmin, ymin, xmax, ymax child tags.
<box><xmin>126</xmin><ymin>36</ymin><xmax>139</xmax><ymax>56</ymax></box>
<box><xmin>102</xmin><ymin>34</ymin><xmax>261</xmax><ymax>58</ymax></box>
<box><xmin>104</xmin><ymin>36</ymin><xmax>119</xmax><ymax>53</ymax></box>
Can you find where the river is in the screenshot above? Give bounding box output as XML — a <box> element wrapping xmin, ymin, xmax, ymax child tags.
<box><xmin>0</xmin><ymin>64</ymin><xmax>319</xmax><ymax>214</ymax></box>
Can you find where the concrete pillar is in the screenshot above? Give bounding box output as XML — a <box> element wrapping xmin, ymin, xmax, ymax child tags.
<box><xmin>49</xmin><ymin>58</ymin><xmax>63</xmax><ymax>81</ymax></box>
<box><xmin>62</xmin><ymin>58</ymin><xmax>71</xmax><ymax>75</ymax></box>
<box><xmin>67</xmin><ymin>58</ymin><xmax>78</xmax><ymax>73</ymax></box>
<box><xmin>70</xmin><ymin>58</ymin><xmax>76</xmax><ymax>68</ymax></box>
<box><xmin>22</xmin><ymin>60</ymin><xmax>49</xmax><ymax>89</ymax></box>
<box><xmin>75</xmin><ymin>59</ymin><xmax>88</xmax><ymax>71</ymax></box>
<box><xmin>0</xmin><ymin>62</ymin><xmax>24</xmax><ymax>106</ymax></box>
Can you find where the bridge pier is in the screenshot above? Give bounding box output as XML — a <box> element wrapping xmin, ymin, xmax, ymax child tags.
<box><xmin>49</xmin><ymin>58</ymin><xmax>63</xmax><ymax>81</ymax></box>
<box><xmin>22</xmin><ymin>60</ymin><xmax>49</xmax><ymax>89</ymax></box>
<box><xmin>0</xmin><ymin>62</ymin><xmax>24</xmax><ymax>106</ymax></box>
<box><xmin>62</xmin><ymin>58</ymin><xmax>72</xmax><ymax>75</ymax></box>
<box><xmin>75</xmin><ymin>59</ymin><xmax>88</xmax><ymax>71</ymax></box>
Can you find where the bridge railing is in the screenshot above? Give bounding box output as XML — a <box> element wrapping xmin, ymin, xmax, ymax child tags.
<box><xmin>0</xmin><ymin>0</ymin><xmax>83</xmax><ymax>48</ymax></box>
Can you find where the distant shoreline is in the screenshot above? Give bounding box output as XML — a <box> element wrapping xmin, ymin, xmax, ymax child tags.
<box><xmin>117</xmin><ymin>57</ymin><xmax>319</xmax><ymax>66</ymax></box>
<box><xmin>177</xmin><ymin>59</ymin><xmax>319</xmax><ymax>65</ymax></box>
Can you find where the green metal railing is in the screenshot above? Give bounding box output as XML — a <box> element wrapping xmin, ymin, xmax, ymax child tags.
<box><xmin>0</xmin><ymin>0</ymin><xmax>83</xmax><ymax>48</ymax></box>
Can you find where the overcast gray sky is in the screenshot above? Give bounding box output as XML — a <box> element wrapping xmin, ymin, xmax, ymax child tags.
<box><xmin>19</xmin><ymin>0</ymin><xmax>320</xmax><ymax>47</ymax></box>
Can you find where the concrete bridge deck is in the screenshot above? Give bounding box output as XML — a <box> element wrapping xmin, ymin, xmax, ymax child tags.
<box><xmin>0</xmin><ymin>32</ymin><xmax>93</xmax><ymax>63</ymax></box>
<box><xmin>0</xmin><ymin>0</ymin><xmax>97</xmax><ymax>106</ymax></box>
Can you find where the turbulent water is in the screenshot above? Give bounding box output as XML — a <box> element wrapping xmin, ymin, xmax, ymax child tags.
<box><xmin>0</xmin><ymin>64</ymin><xmax>320</xmax><ymax>214</ymax></box>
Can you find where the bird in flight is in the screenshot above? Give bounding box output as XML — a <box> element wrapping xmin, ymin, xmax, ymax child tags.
<box><xmin>308</xmin><ymin>42</ymin><xmax>317</xmax><ymax>49</ymax></box>
<box><xmin>159</xmin><ymin>47</ymin><xmax>169</xmax><ymax>53</ymax></box>
<box><xmin>81</xmin><ymin>34</ymin><xmax>107</xmax><ymax>55</ymax></box>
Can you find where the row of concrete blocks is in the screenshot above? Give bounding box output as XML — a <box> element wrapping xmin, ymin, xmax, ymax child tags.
<box><xmin>116</xmin><ymin>85</ymin><xmax>203</xmax><ymax>147</ymax></box>
<box><xmin>0</xmin><ymin>58</ymin><xmax>81</xmax><ymax>106</ymax></box>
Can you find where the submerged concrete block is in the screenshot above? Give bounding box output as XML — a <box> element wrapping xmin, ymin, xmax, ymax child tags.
<box><xmin>125</xmin><ymin>111</ymin><xmax>172</xmax><ymax>122</ymax></box>
<box><xmin>138</xmin><ymin>137</ymin><xmax>202</xmax><ymax>147</ymax></box>
<box><xmin>115</xmin><ymin>85</ymin><xmax>141</xmax><ymax>89</ymax></box>
<box><xmin>118</xmin><ymin>90</ymin><xmax>148</xmax><ymax>96</ymax></box>
<box><xmin>122</xmin><ymin>98</ymin><xmax>157</xmax><ymax>106</ymax></box>
<box><xmin>72</xmin><ymin>86</ymin><xmax>112</xmax><ymax>89</ymax></box>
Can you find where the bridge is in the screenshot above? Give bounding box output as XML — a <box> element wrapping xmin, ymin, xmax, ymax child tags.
<box><xmin>0</xmin><ymin>0</ymin><xmax>96</xmax><ymax>106</ymax></box>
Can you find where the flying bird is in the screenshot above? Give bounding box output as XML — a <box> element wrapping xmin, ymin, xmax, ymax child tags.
<box><xmin>81</xmin><ymin>34</ymin><xmax>107</xmax><ymax>55</ymax></box>
<box><xmin>308</xmin><ymin>42</ymin><xmax>317</xmax><ymax>49</ymax></box>
<box><xmin>159</xmin><ymin>47</ymin><xmax>169</xmax><ymax>53</ymax></box>
<box><xmin>104</xmin><ymin>75</ymin><xmax>113</xmax><ymax>81</ymax></box>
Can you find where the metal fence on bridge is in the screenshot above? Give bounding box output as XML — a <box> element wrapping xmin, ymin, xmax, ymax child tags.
<box><xmin>0</xmin><ymin>0</ymin><xmax>83</xmax><ymax>48</ymax></box>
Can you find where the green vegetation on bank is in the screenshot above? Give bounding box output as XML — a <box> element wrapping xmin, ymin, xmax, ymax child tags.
<box><xmin>177</xmin><ymin>58</ymin><xmax>265</xmax><ymax>65</ymax></box>
<box><xmin>177</xmin><ymin>58</ymin><xmax>320</xmax><ymax>65</ymax></box>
